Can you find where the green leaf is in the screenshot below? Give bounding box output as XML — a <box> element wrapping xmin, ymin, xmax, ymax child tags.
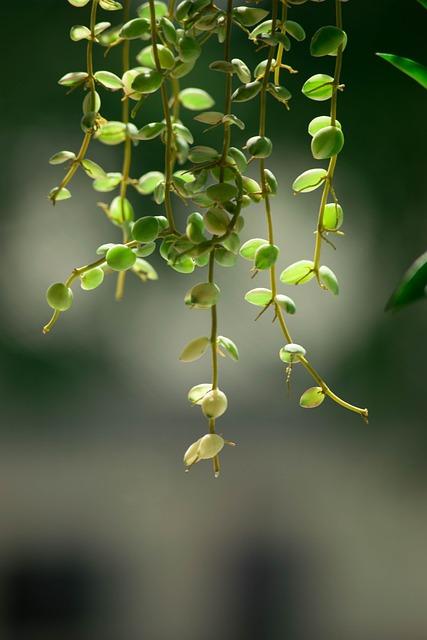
<box><xmin>58</xmin><ymin>71</ymin><xmax>88</xmax><ymax>87</ymax></box>
<box><xmin>323</xmin><ymin>203</ymin><xmax>343</xmax><ymax>231</ymax></box>
<box><xmin>106</xmin><ymin>244</ymin><xmax>136</xmax><ymax>271</ymax></box>
<box><xmin>386</xmin><ymin>251</ymin><xmax>427</xmax><ymax>311</ymax></box>
<box><xmin>49</xmin><ymin>150</ymin><xmax>76</xmax><ymax>165</ymax></box>
<box><xmin>222</xmin><ymin>114</ymin><xmax>245</xmax><ymax>130</ymax></box>
<box><xmin>137</xmin><ymin>171</ymin><xmax>164</xmax><ymax>194</ymax></box>
<box><xmin>132</xmin><ymin>69</ymin><xmax>164</xmax><ymax>94</ymax></box>
<box><xmin>228</xmin><ymin>147</ymin><xmax>248</xmax><ymax>172</ymax></box>
<box><xmin>46</xmin><ymin>283</ymin><xmax>73</xmax><ymax>311</ymax></box>
<box><xmin>264</xmin><ymin>169</ymin><xmax>278</xmax><ymax>195</ymax></box>
<box><xmin>310</xmin><ymin>26</ymin><xmax>347</xmax><ymax>57</ymax></box>
<box><xmin>204</xmin><ymin>208</ymin><xmax>229</xmax><ymax>234</ymax></box>
<box><xmin>137</xmin><ymin>44</ymin><xmax>175</xmax><ymax>69</ymax></box>
<box><xmin>185</xmin><ymin>282</ymin><xmax>220</xmax><ymax>309</ymax></box>
<box><xmin>206</xmin><ymin>183</ymin><xmax>238</xmax><ymax>202</ymax></box>
<box><xmin>249</xmin><ymin>19</ymin><xmax>273</xmax><ymax>40</ymax></box>
<box><xmin>279</xmin><ymin>343</ymin><xmax>306</xmax><ymax>363</ymax></box>
<box><xmin>308</xmin><ymin>115</ymin><xmax>341</xmax><ymax>137</ymax></box>
<box><xmin>254</xmin><ymin>244</ymin><xmax>279</xmax><ymax>270</ymax></box>
<box><xmin>178</xmin><ymin>35</ymin><xmax>201</xmax><ymax>62</ymax></box>
<box><xmin>215</xmin><ymin>248</ymin><xmax>237</xmax><ymax>267</ymax></box>
<box><xmin>96</xmin><ymin>243</ymin><xmax>116</xmax><ymax>256</ymax></box>
<box><xmin>179</xmin><ymin>88</ymin><xmax>215</xmax><ymax>110</ymax></box>
<box><xmin>132</xmin><ymin>258</ymin><xmax>158</xmax><ymax>281</ymax></box>
<box><xmin>300</xmin><ymin>387</ymin><xmax>325</xmax><ymax>409</ymax></box>
<box><xmin>188</xmin><ymin>383</ymin><xmax>212</xmax><ymax>405</ymax></box>
<box><xmin>241</xmin><ymin>176</ymin><xmax>262</xmax><ymax>201</ymax></box>
<box><xmin>132</xmin><ymin>216</ymin><xmax>160</xmax><ymax>242</ymax></box>
<box><xmin>160</xmin><ymin>16</ymin><xmax>177</xmax><ymax>45</ymax></box>
<box><xmin>188</xmin><ymin>145</ymin><xmax>219</xmax><ymax>163</ymax></box>
<box><xmin>231</xmin><ymin>81</ymin><xmax>261</xmax><ymax>102</ymax></box>
<box><xmin>80</xmin><ymin>267</ymin><xmax>105</xmax><ymax>291</ymax></box>
<box><xmin>267</xmin><ymin>84</ymin><xmax>292</xmax><ymax>105</ymax></box>
<box><xmin>94</xmin><ymin>22</ymin><xmax>111</xmax><ymax>36</ymax></box>
<box><xmin>417</xmin><ymin>0</ymin><xmax>427</xmax><ymax>8</ymax></box>
<box><xmin>81</xmin><ymin>158</ymin><xmax>107</xmax><ymax>179</ymax></box>
<box><xmin>311</xmin><ymin>126</ymin><xmax>344</xmax><ymax>160</ymax></box>
<box><xmin>82</xmin><ymin>90</ymin><xmax>101</xmax><ymax>114</ymax></box>
<box><xmin>136</xmin><ymin>122</ymin><xmax>166</xmax><ymax>140</ymax></box>
<box><xmin>99</xmin><ymin>0</ymin><xmax>122</xmax><ymax>10</ymax></box>
<box><xmin>280</xmin><ymin>260</ymin><xmax>315</xmax><ymax>285</ymax></box>
<box><xmin>179</xmin><ymin>336</ymin><xmax>210</xmax><ymax>362</ymax></box>
<box><xmin>286</xmin><ymin>20</ymin><xmax>306</xmax><ymax>42</ymax></box>
<box><xmin>246</xmin><ymin>135</ymin><xmax>272</xmax><ymax>158</ymax></box>
<box><xmin>49</xmin><ymin>187</ymin><xmax>71</xmax><ymax>202</ymax></box>
<box><xmin>244</xmin><ymin>288</ymin><xmax>272</xmax><ymax>306</ymax></box>
<box><xmin>95</xmin><ymin>121</ymin><xmax>127</xmax><ymax>145</ymax></box>
<box><xmin>274</xmin><ymin>294</ymin><xmax>296</xmax><ymax>314</ymax></box>
<box><xmin>232</xmin><ymin>6</ymin><xmax>268</xmax><ymax>26</ymax></box>
<box><xmin>119</xmin><ymin>17</ymin><xmax>151</xmax><ymax>39</ymax></box>
<box><xmin>302</xmin><ymin>74</ymin><xmax>334</xmax><ymax>101</ymax></box>
<box><xmin>70</xmin><ymin>25</ymin><xmax>91</xmax><ymax>41</ymax></box>
<box><xmin>239</xmin><ymin>238</ymin><xmax>268</xmax><ymax>260</ymax></box>
<box><xmin>138</xmin><ymin>0</ymin><xmax>167</xmax><ymax>19</ymax></box>
<box><xmin>94</xmin><ymin>70</ymin><xmax>123</xmax><ymax>90</ymax></box>
<box><xmin>292</xmin><ymin>168</ymin><xmax>327</xmax><ymax>193</ymax></box>
<box><xmin>194</xmin><ymin>111</ymin><xmax>224</xmax><ymax>125</ymax></box>
<box><xmin>93</xmin><ymin>172</ymin><xmax>122</xmax><ymax>192</ymax></box>
<box><xmin>217</xmin><ymin>336</ymin><xmax>239</xmax><ymax>361</ymax></box>
<box><xmin>68</xmin><ymin>0</ymin><xmax>90</xmax><ymax>6</ymax></box>
<box><xmin>231</xmin><ymin>58</ymin><xmax>251</xmax><ymax>83</ymax></box>
<box><xmin>376</xmin><ymin>53</ymin><xmax>427</xmax><ymax>90</ymax></box>
<box><xmin>110</xmin><ymin>196</ymin><xmax>134</xmax><ymax>223</ymax></box>
<box><xmin>319</xmin><ymin>265</ymin><xmax>339</xmax><ymax>295</ymax></box>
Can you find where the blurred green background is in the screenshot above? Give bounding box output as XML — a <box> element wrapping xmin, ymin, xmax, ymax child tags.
<box><xmin>0</xmin><ymin>1</ymin><xmax>426</xmax><ymax>638</ymax></box>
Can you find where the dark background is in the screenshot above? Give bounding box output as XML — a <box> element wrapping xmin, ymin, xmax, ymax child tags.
<box><xmin>0</xmin><ymin>1</ymin><xmax>426</xmax><ymax>639</ymax></box>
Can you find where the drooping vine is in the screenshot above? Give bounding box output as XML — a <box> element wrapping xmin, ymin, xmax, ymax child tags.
<box><xmin>44</xmin><ymin>0</ymin><xmax>368</xmax><ymax>478</ymax></box>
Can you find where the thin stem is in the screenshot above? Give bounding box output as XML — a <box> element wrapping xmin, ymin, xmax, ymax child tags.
<box><xmin>42</xmin><ymin>241</ymin><xmax>138</xmax><ymax>335</ymax></box>
<box><xmin>168</xmin><ymin>0</ymin><xmax>176</xmax><ymax>18</ymax></box>
<box><xmin>219</xmin><ymin>0</ymin><xmax>234</xmax><ymax>180</ymax></box>
<box><xmin>51</xmin><ymin>0</ymin><xmax>99</xmax><ymax>204</ymax></box>
<box><xmin>206</xmin><ymin>0</ymin><xmax>234</xmax><ymax>477</ymax></box>
<box><xmin>256</xmin><ymin>0</ymin><xmax>367</xmax><ymax>421</ymax></box>
<box><xmin>148</xmin><ymin>0</ymin><xmax>178</xmax><ymax>234</ymax></box>
<box><xmin>116</xmin><ymin>0</ymin><xmax>131</xmax><ymax>301</ymax></box>
<box><xmin>274</xmin><ymin>0</ymin><xmax>287</xmax><ymax>85</ymax></box>
<box><xmin>312</xmin><ymin>0</ymin><xmax>344</xmax><ymax>273</ymax></box>
<box><xmin>208</xmin><ymin>251</ymin><xmax>219</xmax><ymax>392</ymax></box>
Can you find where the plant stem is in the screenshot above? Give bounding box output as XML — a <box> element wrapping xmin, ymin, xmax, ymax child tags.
<box><xmin>148</xmin><ymin>0</ymin><xmax>178</xmax><ymax>234</ymax></box>
<box><xmin>52</xmin><ymin>0</ymin><xmax>99</xmax><ymax>204</ymax></box>
<box><xmin>274</xmin><ymin>0</ymin><xmax>287</xmax><ymax>85</ymax></box>
<box><xmin>312</xmin><ymin>0</ymin><xmax>343</xmax><ymax>274</ymax></box>
<box><xmin>207</xmin><ymin>0</ymin><xmax>234</xmax><ymax>477</ymax></box>
<box><xmin>42</xmin><ymin>241</ymin><xmax>138</xmax><ymax>335</ymax></box>
<box><xmin>116</xmin><ymin>0</ymin><xmax>132</xmax><ymax>301</ymax></box>
<box><xmin>257</xmin><ymin>0</ymin><xmax>368</xmax><ymax>421</ymax></box>
<box><xmin>219</xmin><ymin>0</ymin><xmax>233</xmax><ymax>180</ymax></box>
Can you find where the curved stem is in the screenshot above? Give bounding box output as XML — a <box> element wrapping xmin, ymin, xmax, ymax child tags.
<box><xmin>116</xmin><ymin>0</ymin><xmax>132</xmax><ymax>301</ymax></box>
<box><xmin>51</xmin><ymin>0</ymin><xmax>99</xmax><ymax>204</ymax></box>
<box><xmin>148</xmin><ymin>0</ymin><xmax>178</xmax><ymax>234</ymax></box>
<box><xmin>42</xmin><ymin>241</ymin><xmax>138</xmax><ymax>335</ymax></box>
<box><xmin>256</xmin><ymin>0</ymin><xmax>368</xmax><ymax>422</ymax></box>
<box><xmin>312</xmin><ymin>0</ymin><xmax>343</xmax><ymax>274</ymax></box>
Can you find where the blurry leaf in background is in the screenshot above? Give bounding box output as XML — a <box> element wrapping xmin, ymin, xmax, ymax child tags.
<box><xmin>386</xmin><ymin>251</ymin><xmax>427</xmax><ymax>311</ymax></box>
<box><xmin>417</xmin><ymin>0</ymin><xmax>427</xmax><ymax>8</ymax></box>
<box><xmin>376</xmin><ymin>53</ymin><xmax>427</xmax><ymax>89</ymax></box>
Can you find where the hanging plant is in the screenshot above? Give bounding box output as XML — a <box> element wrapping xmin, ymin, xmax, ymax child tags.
<box><xmin>43</xmin><ymin>0</ymin><xmax>368</xmax><ymax>477</ymax></box>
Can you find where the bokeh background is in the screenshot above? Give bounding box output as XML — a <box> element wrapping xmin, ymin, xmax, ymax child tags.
<box><xmin>1</xmin><ymin>1</ymin><xmax>426</xmax><ymax>638</ymax></box>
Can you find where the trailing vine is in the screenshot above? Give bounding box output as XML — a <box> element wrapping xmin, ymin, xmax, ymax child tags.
<box><xmin>44</xmin><ymin>0</ymin><xmax>368</xmax><ymax>477</ymax></box>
